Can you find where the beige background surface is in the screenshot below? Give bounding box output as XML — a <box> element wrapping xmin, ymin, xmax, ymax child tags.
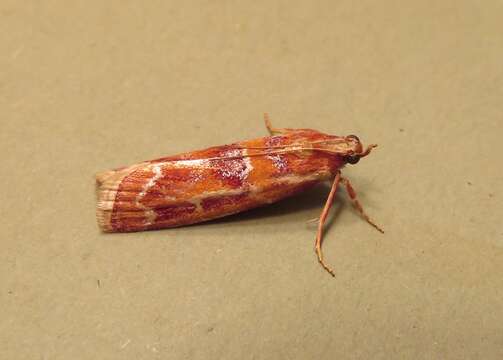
<box><xmin>1</xmin><ymin>1</ymin><xmax>503</xmax><ymax>359</ymax></box>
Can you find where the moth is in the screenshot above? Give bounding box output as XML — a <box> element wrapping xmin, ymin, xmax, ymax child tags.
<box><xmin>96</xmin><ymin>114</ymin><xmax>383</xmax><ymax>276</ymax></box>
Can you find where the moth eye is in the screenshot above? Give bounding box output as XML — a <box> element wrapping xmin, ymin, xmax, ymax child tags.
<box><xmin>345</xmin><ymin>154</ymin><xmax>360</xmax><ymax>164</ymax></box>
<box><xmin>346</xmin><ymin>134</ymin><xmax>360</xmax><ymax>142</ymax></box>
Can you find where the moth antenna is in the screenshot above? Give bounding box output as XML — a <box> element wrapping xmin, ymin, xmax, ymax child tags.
<box><xmin>315</xmin><ymin>172</ymin><xmax>341</xmax><ymax>277</ymax></box>
<box><xmin>359</xmin><ymin>144</ymin><xmax>378</xmax><ymax>158</ymax></box>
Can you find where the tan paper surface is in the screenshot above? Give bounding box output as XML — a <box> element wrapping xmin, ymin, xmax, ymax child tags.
<box><xmin>1</xmin><ymin>1</ymin><xmax>502</xmax><ymax>359</ymax></box>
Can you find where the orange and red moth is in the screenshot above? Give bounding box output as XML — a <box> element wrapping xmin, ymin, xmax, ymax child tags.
<box><xmin>96</xmin><ymin>114</ymin><xmax>383</xmax><ymax>276</ymax></box>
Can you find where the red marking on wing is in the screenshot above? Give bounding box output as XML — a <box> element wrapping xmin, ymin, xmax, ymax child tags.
<box><xmin>153</xmin><ymin>168</ymin><xmax>196</xmax><ymax>193</ymax></box>
<box><xmin>155</xmin><ymin>202</ymin><xmax>197</xmax><ymax>222</ymax></box>
<box><xmin>111</xmin><ymin>214</ymin><xmax>149</xmax><ymax>232</ymax></box>
<box><xmin>265</xmin><ymin>136</ymin><xmax>291</xmax><ymax>175</ymax></box>
<box><xmin>210</xmin><ymin>151</ymin><xmax>248</xmax><ymax>188</ymax></box>
<box><xmin>201</xmin><ymin>193</ymin><xmax>249</xmax><ymax>211</ymax></box>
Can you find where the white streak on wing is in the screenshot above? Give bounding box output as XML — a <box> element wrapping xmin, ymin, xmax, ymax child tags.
<box><xmin>144</xmin><ymin>209</ymin><xmax>157</xmax><ymax>225</ymax></box>
<box><xmin>171</xmin><ymin>159</ymin><xmax>211</xmax><ymax>167</ymax></box>
<box><xmin>242</xmin><ymin>148</ymin><xmax>253</xmax><ymax>180</ymax></box>
<box><xmin>135</xmin><ymin>164</ymin><xmax>163</xmax><ymax>225</ymax></box>
<box><xmin>192</xmin><ymin>198</ymin><xmax>203</xmax><ymax>211</ymax></box>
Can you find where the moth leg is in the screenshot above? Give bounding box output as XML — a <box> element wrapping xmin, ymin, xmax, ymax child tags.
<box><xmin>315</xmin><ymin>172</ymin><xmax>342</xmax><ymax>277</ymax></box>
<box><xmin>264</xmin><ymin>113</ymin><xmax>281</xmax><ymax>135</ymax></box>
<box><xmin>340</xmin><ymin>176</ymin><xmax>384</xmax><ymax>233</ymax></box>
<box><xmin>264</xmin><ymin>113</ymin><xmax>294</xmax><ymax>135</ymax></box>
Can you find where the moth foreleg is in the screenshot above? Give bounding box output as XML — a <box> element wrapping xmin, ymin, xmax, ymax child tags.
<box><xmin>315</xmin><ymin>172</ymin><xmax>342</xmax><ymax>277</ymax></box>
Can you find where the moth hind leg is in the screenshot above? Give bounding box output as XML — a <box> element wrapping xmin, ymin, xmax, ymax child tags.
<box><xmin>264</xmin><ymin>113</ymin><xmax>278</xmax><ymax>135</ymax></box>
<box><xmin>340</xmin><ymin>176</ymin><xmax>384</xmax><ymax>233</ymax></box>
<box><xmin>263</xmin><ymin>113</ymin><xmax>291</xmax><ymax>135</ymax></box>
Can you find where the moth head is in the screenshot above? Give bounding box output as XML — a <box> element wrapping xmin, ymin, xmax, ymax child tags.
<box><xmin>342</xmin><ymin>134</ymin><xmax>377</xmax><ymax>165</ymax></box>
